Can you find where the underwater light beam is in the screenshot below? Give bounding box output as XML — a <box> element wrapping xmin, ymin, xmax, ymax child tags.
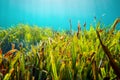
<box><xmin>0</xmin><ymin>0</ymin><xmax>120</xmax><ymax>30</ymax></box>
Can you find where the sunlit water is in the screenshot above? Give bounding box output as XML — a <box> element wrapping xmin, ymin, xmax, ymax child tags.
<box><xmin>0</xmin><ymin>0</ymin><xmax>120</xmax><ymax>30</ymax></box>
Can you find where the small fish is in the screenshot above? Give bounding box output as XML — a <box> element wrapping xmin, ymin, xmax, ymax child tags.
<box><xmin>94</xmin><ymin>16</ymin><xmax>97</xmax><ymax>23</ymax></box>
<box><xmin>102</xmin><ymin>13</ymin><xmax>106</xmax><ymax>17</ymax></box>
<box><xmin>94</xmin><ymin>16</ymin><xmax>96</xmax><ymax>20</ymax></box>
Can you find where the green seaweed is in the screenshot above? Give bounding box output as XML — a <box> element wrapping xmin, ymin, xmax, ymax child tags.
<box><xmin>0</xmin><ymin>18</ymin><xmax>120</xmax><ymax>80</ymax></box>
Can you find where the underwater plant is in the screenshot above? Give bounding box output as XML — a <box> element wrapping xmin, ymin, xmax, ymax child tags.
<box><xmin>0</xmin><ymin>18</ymin><xmax>120</xmax><ymax>80</ymax></box>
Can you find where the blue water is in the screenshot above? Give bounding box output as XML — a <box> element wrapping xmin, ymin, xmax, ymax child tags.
<box><xmin>0</xmin><ymin>0</ymin><xmax>120</xmax><ymax>30</ymax></box>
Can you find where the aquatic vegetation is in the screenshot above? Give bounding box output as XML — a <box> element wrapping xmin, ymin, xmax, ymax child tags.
<box><xmin>0</xmin><ymin>18</ymin><xmax>120</xmax><ymax>80</ymax></box>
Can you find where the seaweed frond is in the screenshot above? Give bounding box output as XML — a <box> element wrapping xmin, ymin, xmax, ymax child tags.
<box><xmin>96</xmin><ymin>30</ymin><xmax>120</xmax><ymax>78</ymax></box>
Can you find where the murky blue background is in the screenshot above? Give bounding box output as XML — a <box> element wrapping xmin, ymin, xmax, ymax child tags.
<box><xmin>0</xmin><ymin>0</ymin><xmax>120</xmax><ymax>30</ymax></box>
